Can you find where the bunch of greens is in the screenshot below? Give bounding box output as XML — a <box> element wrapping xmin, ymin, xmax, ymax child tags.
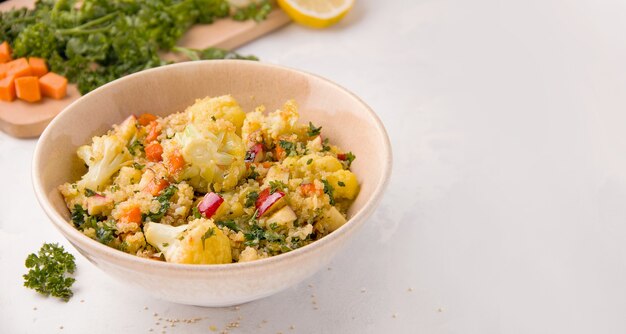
<box><xmin>0</xmin><ymin>0</ymin><xmax>271</xmax><ymax>94</ymax></box>
<box><xmin>23</xmin><ymin>243</ymin><xmax>77</xmax><ymax>302</ymax></box>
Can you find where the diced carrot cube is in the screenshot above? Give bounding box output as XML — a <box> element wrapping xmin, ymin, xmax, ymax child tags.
<box><xmin>137</xmin><ymin>113</ymin><xmax>157</xmax><ymax>126</ymax></box>
<box><xmin>0</xmin><ymin>75</ymin><xmax>16</xmax><ymax>102</ymax></box>
<box><xmin>145</xmin><ymin>142</ymin><xmax>163</xmax><ymax>162</ymax></box>
<box><xmin>6</xmin><ymin>58</ymin><xmax>32</xmax><ymax>78</ymax></box>
<box><xmin>28</xmin><ymin>57</ymin><xmax>48</xmax><ymax>77</ymax></box>
<box><xmin>38</xmin><ymin>72</ymin><xmax>68</xmax><ymax>99</ymax></box>
<box><xmin>167</xmin><ymin>149</ymin><xmax>185</xmax><ymax>176</ymax></box>
<box><xmin>0</xmin><ymin>42</ymin><xmax>12</xmax><ymax>64</ymax></box>
<box><xmin>120</xmin><ymin>205</ymin><xmax>142</xmax><ymax>224</ymax></box>
<box><xmin>145</xmin><ymin>120</ymin><xmax>161</xmax><ymax>143</ymax></box>
<box><xmin>143</xmin><ymin>178</ymin><xmax>169</xmax><ymax>196</ymax></box>
<box><xmin>15</xmin><ymin>76</ymin><xmax>41</xmax><ymax>103</ymax></box>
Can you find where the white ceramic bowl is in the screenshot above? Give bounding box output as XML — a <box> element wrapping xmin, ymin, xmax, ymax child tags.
<box><xmin>32</xmin><ymin>60</ymin><xmax>392</xmax><ymax>306</ymax></box>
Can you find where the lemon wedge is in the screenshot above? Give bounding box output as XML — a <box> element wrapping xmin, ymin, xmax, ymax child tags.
<box><xmin>277</xmin><ymin>0</ymin><xmax>355</xmax><ymax>29</ymax></box>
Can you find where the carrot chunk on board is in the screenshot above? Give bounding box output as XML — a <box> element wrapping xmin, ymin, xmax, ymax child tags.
<box><xmin>15</xmin><ymin>76</ymin><xmax>41</xmax><ymax>103</ymax></box>
<box><xmin>38</xmin><ymin>72</ymin><xmax>68</xmax><ymax>99</ymax></box>
<box><xmin>6</xmin><ymin>58</ymin><xmax>32</xmax><ymax>78</ymax></box>
<box><xmin>0</xmin><ymin>42</ymin><xmax>12</xmax><ymax>64</ymax></box>
<box><xmin>0</xmin><ymin>75</ymin><xmax>16</xmax><ymax>102</ymax></box>
<box><xmin>28</xmin><ymin>57</ymin><xmax>48</xmax><ymax>77</ymax></box>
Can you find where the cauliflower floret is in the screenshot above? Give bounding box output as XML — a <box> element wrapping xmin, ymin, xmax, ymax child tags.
<box><xmin>186</xmin><ymin>95</ymin><xmax>246</xmax><ymax>135</ymax></box>
<box><xmin>264</xmin><ymin>100</ymin><xmax>300</xmax><ymax>140</ymax></box>
<box><xmin>144</xmin><ymin>218</ymin><xmax>232</xmax><ymax>264</ymax></box>
<box><xmin>114</xmin><ymin>166</ymin><xmax>142</xmax><ymax>187</ymax></box>
<box><xmin>239</xmin><ymin>246</ymin><xmax>259</xmax><ymax>262</ymax></box>
<box><xmin>76</xmin><ymin>117</ymin><xmax>137</xmax><ymax>191</ymax></box>
<box><xmin>241</xmin><ymin>107</ymin><xmax>265</xmax><ymax>142</ymax></box>
<box><xmin>173</xmin><ymin>123</ymin><xmax>245</xmax><ymax>192</ymax></box>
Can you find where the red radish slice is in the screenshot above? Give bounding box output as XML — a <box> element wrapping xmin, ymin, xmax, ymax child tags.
<box><xmin>255</xmin><ymin>188</ymin><xmax>286</xmax><ymax>217</ymax></box>
<box><xmin>245</xmin><ymin>143</ymin><xmax>264</xmax><ymax>163</ymax></box>
<box><xmin>198</xmin><ymin>192</ymin><xmax>224</xmax><ymax>218</ymax></box>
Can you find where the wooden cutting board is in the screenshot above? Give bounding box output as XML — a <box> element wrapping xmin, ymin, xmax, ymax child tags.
<box><xmin>0</xmin><ymin>0</ymin><xmax>290</xmax><ymax>138</ymax></box>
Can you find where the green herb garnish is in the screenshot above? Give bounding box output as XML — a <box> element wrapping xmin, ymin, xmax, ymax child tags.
<box><xmin>23</xmin><ymin>243</ymin><xmax>76</xmax><ymax>302</ymax></box>
<box><xmin>345</xmin><ymin>152</ymin><xmax>356</xmax><ymax>168</ymax></box>
<box><xmin>216</xmin><ymin>220</ymin><xmax>240</xmax><ymax>232</ymax></box>
<box><xmin>279</xmin><ymin>140</ymin><xmax>297</xmax><ymax>157</ymax></box>
<box><xmin>84</xmin><ymin>188</ymin><xmax>97</xmax><ymax>197</ymax></box>
<box><xmin>132</xmin><ymin>162</ymin><xmax>145</xmax><ymax>170</ymax></box>
<box><xmin>322</xmin><ymin>179</ymin><xmax>335</xmax><ymax>205</ymax></box>
<box><xmin>245</xmin><ymin>191</ymin><xmax>259</xmax><ymax>208</ymax></box>
<box><xmin>200</xmin><ymin>228</ymin><xmax>216</xmax><ymax>250</ymax></box>
<box><xmin>307</xmin><ymin>122</ymin><xmax>322</xmax><ymax>137</ymax></box>
<box><xmin>269</xmin><ymin>180</ymin><xmax>288</xmax><ymax>194</ymax></box>
<box><xmin>128</xmin><ymin>140</ymin><xmax>144</xmax><ymax>155</ymax></box>
<box><xmin>146</xmin><ymin>185</ymin><xmax>177</xmax><ymax>221</ymax></box>
<box><xmin>191</xmin><ymin>206</ymin><xmax>202</xmax><ymax>219</ymax></box>
<box><xmin>1</xmin><ymin>0</ymin><xmax>263</xmax><ymax>94</ymax></box>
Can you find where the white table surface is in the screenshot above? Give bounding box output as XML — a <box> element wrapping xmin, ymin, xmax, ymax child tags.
<box><xmin>3</xmin><ymin>0</ymin><xmax>626</xmax><ymax>333</ymax></box>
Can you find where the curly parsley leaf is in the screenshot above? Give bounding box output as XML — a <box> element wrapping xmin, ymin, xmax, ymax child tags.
<box><xmin>23</xmin><ymin>243</ymin><xmax>76</xmax><ymax>302</ymax></box>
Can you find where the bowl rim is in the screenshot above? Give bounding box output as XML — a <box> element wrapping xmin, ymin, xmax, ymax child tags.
<box><xmin>32</xmin><ymin>60</ymin><xmax>393</xmax><ymax>273</ymax></box>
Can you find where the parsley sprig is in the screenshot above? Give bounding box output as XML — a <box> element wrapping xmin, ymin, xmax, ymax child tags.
<box><xmin>23</xmin><ymin>243</ymin><xmax>77</xmax><ymax>302</ymax></box>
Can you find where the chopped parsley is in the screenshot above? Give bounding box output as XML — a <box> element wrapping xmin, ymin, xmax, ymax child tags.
<box><xmin>23</xmin><ymin>243</ymin><xmax>76</xmax><ymax>302</ymax></box>
<box><xmin>306</xmin><ymin>158</ymin><xmax>313</xmax><ymax>165</ymax></box>
<box><xmin>269</xmin><ymin>180</ymin><xmax>288</xmax><ymax>194</ymax></box>
<box><xmin>345</xmin><ymin>152</ymin><xmax>356</xmax><ymax>168</ymax></box>
<box><xmin>96</xmin><ymin>221</ymin><xmax>116</xmax><ymax>245</ymax></box>
<box><xmin>191</xmin><ymin>206</ymin><xmax>202</xmax><ymax>219</ymax></box>
<box><xmin>279</xmin><ymin>140</ymin><xmax>297</xmax><ymax>157</ymax></box>
<box><xmin>211</xmin><ymin>116</ymin><xmax>217</xmax><ymax>121</ymax></box>
<box><xmin>245</xmin><ymin>191</ymin><xmax>259</xmax><ymax>208</ymax></box>
<box><xmin>307</xmin><ymin>122</ymin><xmax>322</xmax><ymax>137</ymax></box>
<box><xmin>132</xmin><ymin>162</ymin><xmax>145</xmax><ymax>170</ymax></box>
<box><xmin>84</xmin><ymin>188</ymin><xmax>97</xmax><ymax>197</ymax></box>
<box><xmin>200</xmin><ymin>228</ymin><xmax>216</xmax><ymax>250</ymax></box>
<box><xmin>216</xmin><ymin>220</ymin><xmax>240</xmax><ymax>232</ymax></box>
<box><xmin>146</xmin><ymin>185</ymin><xmax>177</xmax><ymax>221</ymax></box>
<box><xmin>322</xmin><ymin>179</ymin><xmax>335</xmax><ymax>205</ymax></box>
<box><xmin>322</xmin><ymin>138</ymin><xmax>331</xmax><ymax>152</ymax></box>
<box><xmin>247</xmin><ymin>166</ymin><xmax>259</xmax><ymax>180</ymax></box>
<box><xmin>338</xmin><ymin>181</ymin><xmax>346</xmax><ymax>187</ymax></box>
<box><xmin>128</xmin><ymin>140</ymin><xmax>144</xmax><ymax>155</ymax></box>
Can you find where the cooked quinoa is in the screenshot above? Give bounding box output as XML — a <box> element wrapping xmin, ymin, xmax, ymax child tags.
<box><xmin>59</xmin><ymin>95</ymin><xmax>359</xmax><ymax>264</ymax></box>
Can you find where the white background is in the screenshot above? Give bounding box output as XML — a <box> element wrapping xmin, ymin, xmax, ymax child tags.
<box><xmin>3</xmin><ymin>0</ymin><xmax>626</xmax><ymax>333</ymax></box>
